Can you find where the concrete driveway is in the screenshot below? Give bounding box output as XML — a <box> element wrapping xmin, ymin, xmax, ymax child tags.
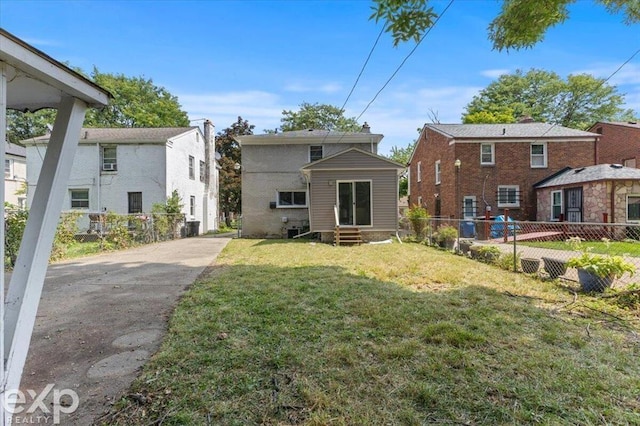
<box><xmin>9</xmin><ymin>235</ymin><xmax>231</xmax><ymax>425</ymax></box>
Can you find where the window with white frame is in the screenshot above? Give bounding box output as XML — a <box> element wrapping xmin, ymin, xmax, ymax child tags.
<box><xmin>530</xmin><ymin>143</ymin><xmax>547</xmax><ymax>168</ymax></box>
<box><xmin>101</xmin><ymin>146</ymin><xmax>117</xmax><ymax>171</ymax></box>
<box><xmin>188</xmin><ymin>155</ymin><xmax>195</xmax><ymax>179</ymax></box>
<box><xmin>190</xmin><ymin>195</ymin><xmax>196</xmax><ymax>217</ymax></box>
<box><xmin>199</xmin><ymin>160</ymin><xmax>206</xmax><ymax>182</ymax></box>
<box><xmin>309</xmin><ymin>145</ymin><xmax>323</xmax><ymax>162</ymax></box>
<box><xmin>463</xmin><ymin>196</ymin><xmax>476</xmax><ymax>218</ymax></box>
<box><xmin>417</xmin><ymin>161</ymin><xmax>422</xmax><ymax>182</ymax></box>
<box><xmin>627</xmin><ymin>195</ymin><xmax>640</xmax><ymax>222</ymax></box>
<box><xmin>497</xmin><ymin>185</ymin><xmax>520</xmax><ymax>208</ymax></box>
<box><xmin>624</xmin><ymin>158</ymin><xmax>637</xmax><ymax>168</ymax></box>
<box><xmin>551</xmin><ymin>190</ymin><xmax>563</xmax><ymax>221</ymax></box>
<box><xmin>70</xmin><ymin>189</ymin><xmax>89</xmax><ymax>209</ymax></box>
<box><xmin>480</xmin><ymin>143</ymin><xmax>494</xmax><ymax>165</ymax></box>
<box><xmin>5</xmin><ymin>159</ymin><xmax>12</xmax><ymax>178</ymax></box>
<box><xmin>417</xmin><ymin>196</ymin><xmax>423</xmax><ymax>206</ymax></box>
<box><xmin>277</xmin><ymin>190</ymin><xmax>307</xmax><ymax>207</ymax></box>
<box><xmin>435</xmin><ymin>160</ymin><xmax>441</xmax><ymax>184</ymax></box>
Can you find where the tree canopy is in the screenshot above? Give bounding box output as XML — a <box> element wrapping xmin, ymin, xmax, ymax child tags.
<box><xmin>370</xmin><ymin>0</ymin><xmax>639</xmax><ymax>50</ymax></box>
<box><xmin>216</xmin><ymin>117</ymin><xmax>254</xmax><ymax>225</ymax></box>
<box><xmin>387</xmin><ymin>141</ymin><xmax>416</xmax><ymax>197</ymax></box>
<box><xmin>7</xmin><ymin>68</ymin><xmax>189</xmax><ymax>143</ymax></box>
<box><xmin>462</xmin><ymin>69</ymin><xmax>635</xmax><ymax>129</ymax></box>
<box><xmin>279</xmin><ymin>102</ymin><xmax>361</xmax><ymax>132</ymax></box>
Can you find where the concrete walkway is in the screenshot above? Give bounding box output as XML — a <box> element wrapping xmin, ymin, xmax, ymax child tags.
<box><xmin>11</xmin><ymin>235</ymin><xmax>231</xmax><ymax>425</ymax></box>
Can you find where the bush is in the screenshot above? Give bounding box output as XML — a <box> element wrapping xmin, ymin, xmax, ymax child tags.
<box><xmin>50</xmin><ymin>211</ymin><xmax>82</xmax><ymax>261</ymax></box>
<box><xmin>436</xmin><ymin>225</ymin><xmax>458</xmax><ymax>245</ymax></box>
<box><xmin>152</xmin><ymin>190</ymin><xmax>185</xmax><ymax>239</ymax></box>
<box><xmin>103</xmin><ymin>212</ymin><xmax>133</xmax><ymax>250</ymax></box>
<box><xmin>406</xmin><ymin>204</ymin><xmax>430</xmax><ymax>240</ymax></box>
<box><xmin>5</xmin><ymin>206</ymin><xmax>28</xmax><ymax>268</ymax></box>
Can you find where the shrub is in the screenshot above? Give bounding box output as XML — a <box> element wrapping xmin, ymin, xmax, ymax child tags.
<box><xmin>496</xmin><ymin>251</ymin><xmax>521</xmax><ymax>271</ymax></box>
<box><xmin>152</xmin><ymin>190</ymin><xmax>185</xmax><ymax>239</ymax></box>
<box><xmin>406</xmin><ymin>204</ymin><xmax>430</xmax><ymax>241</ymax></box>
<box><xmin>436</xmin><ymin>225</ymin><xmax>458</xmax><ymax>245</ymax></box>
<box><xmin>5</xmin><ymin>205</ymin><xmax>28</xmax><ymax>268</ymax></box>
<box><xmin>103</xmin><ymin>212</ymin><xmax>133</xmax><ymax>250</ymax></box>
<box><xmin>50</xmin><ymin>211</ymin><xmax>82</xmax><ymax>261</ymax></box>
<box><xmin>566</xmin><ymin>237</ymin><xmax>635</xmax><ymax>279</ymax></box>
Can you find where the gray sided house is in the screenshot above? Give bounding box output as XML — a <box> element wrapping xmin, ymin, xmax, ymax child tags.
<box><xmin>237</xmin><ymin>127</ymin><xmax>405</xmax><ymax>243</ymax></box>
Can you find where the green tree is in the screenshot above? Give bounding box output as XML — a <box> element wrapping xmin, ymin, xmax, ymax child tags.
<box><xmin>6</xmin><ymin>109</ymin><xmax>56</xmax><ymax>144</ymax></box>
<box><xmin>387</xmin><ymin>142</ymin><xmax>415</xmax><ymax>197</ymax></box>
<box><xmin>370</xmin><ymin>0</ymin><xmax>639</xmax><ymax>50</ymax></box>
<box><xmin>462</xmin><ymin>69</ymin><xmax>634</xmax><ymax>129</ymax></box>
<box><xmin>217</xmin><ymin>117</ymin><xmax>254</xmax><ymax>226</ymax></box>
<box><xmin>84</xmin><ymin>68</ymin><xmax>190</xmax><ymax>127</ymax></box>
<box><xmin>280</xmin><ymin>102</ymin><xmax>360</xmax><ymax>132</ymax></box>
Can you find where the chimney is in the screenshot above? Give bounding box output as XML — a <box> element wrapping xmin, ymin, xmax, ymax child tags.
<box><xmin>361</xmin><ymin>122</ymin><xmax>371</xmax><ymax>133</ymax></box>
<box><xmin>203</xmin><ymin>119</ymin><xmax>215</xmax><ymax>188</ymax></box>
<box><xmin>518</xmin><ymin>116</ymin><xmax>535</xmax><ymax>123</ymax></box>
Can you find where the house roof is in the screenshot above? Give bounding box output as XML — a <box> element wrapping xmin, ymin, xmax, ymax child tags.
<box><xmin>236</xmin><ymin>128</ymin><xmax>384</xmax><ymax>145</ymax></box>
<box><xmin>1</xmin><ymin>28</ymin><xmax>111</xmax><ymax>111</ymax></box>
<box><xmin>425</xmin><ymin>122</ymin><xmax>599</xmax><ymax>140</ymax></box>
<box><xmin>534</xmin><ymin>164</ymin><xmax>640</xmax><ymax>189</ymax></box>
<box><xmin>300</xmin><ymin>147</ymin><xmax>405</xmax><ymax>172</ymax></box>
<box><xmin>6</xmin><ymin>142</ymin><xmax>26</xmax><ymax>158</ymax></box>
<box><xmin>23</xmin><ymin>127</ymin><xmax>198</xmax><ymax>145</ymax></box>
<box><xmin>589</xmin><ymin>121</ymin><xmax>640</xmax><ymax>130</ymax></box>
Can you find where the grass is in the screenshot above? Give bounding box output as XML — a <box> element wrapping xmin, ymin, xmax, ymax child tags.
<box><xmin>61</xmin><ymin>241</ymin><xmax>104</xmax><ymax>259</ymax></box>
<box><xmin>521</xmin><ymin>239</ymin><xmax>640</xmax><ymax>257</ymax></box>
<box><xmin>104</xmin><ymin>240</ymin><xmax>640</xmax><ymax>425</ymax></box>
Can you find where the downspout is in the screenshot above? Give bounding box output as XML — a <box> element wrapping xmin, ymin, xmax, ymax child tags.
<box><xmin>96</xmin><ymin>141</ymin><xmax>101</xmax><ymax>214</ymax></box>
<box><xmin>610</xmin><ymin>181</ymin><xmax>615</xmax><ymax>223</ymax></box>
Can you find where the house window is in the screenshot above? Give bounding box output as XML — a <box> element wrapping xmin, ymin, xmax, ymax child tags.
<box><xmin>5</xmin><ymin>159</ymin><xmax>12</xmax><ymax>177</ymax></box>
<box><xmin>190</xmin><ymin>195</ymin><xmax>196</xmax><ymax>217</ymax></box>
<box><xmin>435</xmin><ymin>160</ymin><xmax>441</xmax><ymax>185</ymax></box>
<box><xmin>70</xmin><ymin>189</ymin><xmax>89</xmax><ymax>209</ymax></box>
<box><xmin>417</xmin><ymin>196</ymin><xmax>423</xmax><ymax>207</ymax></box>
<box><xmin>101</xmin><ymin>146</ymin><xmax>117</xmax><ymax>171</ymax></box>
<box><xmin>309</xmin><ymin>145</ymin><xmax>323</xmax><ymax>162</ymax></box>
<box><xmin>480</xmin><ymin>143</ymin><xmax>494</xmax><ymax>165</ymax></box>
<box><xmin>627</xmin><ymin>195</ymin><xmax>640</xmax><ymax>223</ymax></box>
<box><xmin>497</xmin><ymin>185</ymin><xmax>520</xmax><ymax>208</ymax></box>
<box><xmin>531</xmin><ymin>143</ymin><xmax>547</xmax><ymax>168</ymax></box>
<box><xmin>188</xmin><ymin>156</ymin><xmax>195</xmax><ymax>179</ymax></box>
<box><xmin>277</xmin><ymin>191</ymin><xmax>307</xmax><ymax>208</ymax></box>
<box><xmin>417</xmin><ymin>161</ymin><xmax>422</xmax><ymax>182</ymax></box>
<box><xmin>624</xmin><ymin>158</ymin><xmax>637</xmax><ymax>168</ymax></box>
<box><xmin>551</xmin><ymin>190</ymin><xmax>563</xmax><ymax>221</ymax></box>
<box><xmin>199</xmin><ymin>160</ymin><xmax>206</xmax><ymax>182</ymax></box>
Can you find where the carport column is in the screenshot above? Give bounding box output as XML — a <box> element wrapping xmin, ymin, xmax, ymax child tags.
<box><xmin>2</xmin><ymin>97</ymin><xmax>87</xmax><ymax>416</ymax></box>
<box><xmin>0</xmin><ymin>64</ymin><xmax>8</xmax><ymax>425</ymax></box>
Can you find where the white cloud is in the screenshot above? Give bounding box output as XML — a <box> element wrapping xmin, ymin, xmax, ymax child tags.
<box><xmin>574</xmin><ymin>62</ymin><xmax>640</xmax><ymax>85</ymax></box>
<box><xmin>284</xmin><ymin>81</ymin><xmax>343</xmax><ymax>94</ymax></box>
<box><xmin>480</xmin><ymin>69</ymin><xmax>511</xmax><ymax>79</ymax></box>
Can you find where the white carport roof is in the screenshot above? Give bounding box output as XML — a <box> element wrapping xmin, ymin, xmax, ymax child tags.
<box><xmin>1</xmin><ymin>28</ymin><xmax>111</xmax><ymax>111</ymax></box>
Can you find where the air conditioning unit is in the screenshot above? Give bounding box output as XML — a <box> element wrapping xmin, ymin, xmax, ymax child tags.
<box><xmin>103</xmin><ymin>163</ymin><xmax>117</xmax><ymax>171</ymax></box>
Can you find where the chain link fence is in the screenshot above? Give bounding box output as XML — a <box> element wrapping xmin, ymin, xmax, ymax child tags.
<box><xmin>400</xmin><ymin>216</ymin><xmax>640</xmax><ymax>286</ymax></box>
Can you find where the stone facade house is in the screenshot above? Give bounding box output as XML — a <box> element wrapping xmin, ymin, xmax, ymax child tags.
<box><xmin>534</xmin><ymin>164</ymin><xmax>640</xmax><ymax>224</ymax></box>
<box><xmin>408</xmin><ymin>122</ymin><xmax>600</xmax><ymax>221</ymax></box>
<box><xmin>236</xmin><ymin>126</ymin><xmax>404</xmax><ymax>243</ymax></box>
<box><xmin>589</xmin><ymin>121</ymin><xmax>640</xmax><ymax>167</ymax></box>
<box><xmin>24</xmin><ymin>122</ymin><xmax>219</xmax><ymax>234</ymax></box>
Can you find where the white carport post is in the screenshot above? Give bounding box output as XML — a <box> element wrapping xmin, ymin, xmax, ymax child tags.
<box><xmin>4</xmin><ymin>96</ymin><xmax>88</xmax><ymax>398</ymax></box>
<box><xmin>0</xmin><ymin>28</ymin><xmax>110</xmax><ymax>425</ymax></box>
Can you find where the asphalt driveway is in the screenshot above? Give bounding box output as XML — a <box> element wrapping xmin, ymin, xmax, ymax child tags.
<box><xmin>10</xmin><ymin>235</ymin><xmax>231</xmax><ymax>425</ymax></box>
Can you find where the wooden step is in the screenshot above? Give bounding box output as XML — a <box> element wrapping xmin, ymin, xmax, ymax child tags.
<box><xmin>335</xmin><ymin>227</ymin><xmax>362</xmax><ymax>246</ymax></box>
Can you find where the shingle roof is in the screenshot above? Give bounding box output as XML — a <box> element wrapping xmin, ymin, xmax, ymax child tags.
<box><xmin>6</xmin><ymin>141</ymin><xmax>26</xmax><ymax>157</ymax></box>
<box><xmin>236</xmin><ymin>128</ymin><xmax>384</xmax><ymax>145</ymax></box>
<box><xmin>535</xmin><ymin>164</ymin><xmax>640</xmax><ymax>189</ymax></box>
<box><xmin>26</xmin><ymin>127</ymin><xmax>197</xmax><ymax>143</ymax></box>
<box><xmin>427</xmin><ymin>123</ymin><xmax>599</xmax><ymax>139</ymax></box>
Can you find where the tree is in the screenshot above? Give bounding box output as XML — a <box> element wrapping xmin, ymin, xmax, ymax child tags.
<box><xmin>84</xmin><ymin>68</ymin><xmax>190</xmax><ymax>127</ymax></box>
<box><xmin>6</xmin><ymin>109</ymin><xmax>56</xmax><ymax>144</ymax></box>
<box><xmin>387</xmin><ymin>141</ymin><xmax>416</xmax><ymax>197</ymax></box>
<box><xmin>370</xmin><ymin>0</ymin><xmax>639</xmax><ymax>50</ymax></box>
<box><xmin>280</xmin><ymin>102</ymin><xmax>360</xmax><ymax>132</ymax></box>
<box><xmin>216</xmin><ymin>117</ymin><xmax>254</xmax><ymax>226</ymax></box>
<box><xmin>461</xmin><ymin>69</ymin><xmax>634</xmax><ymax>129</ymax></box>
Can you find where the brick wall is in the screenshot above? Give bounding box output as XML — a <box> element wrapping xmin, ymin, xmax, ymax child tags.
<box><xmin>591</xmin><ymin>122</ymin><xmax>640</xmax><ymax>166</ymax></box>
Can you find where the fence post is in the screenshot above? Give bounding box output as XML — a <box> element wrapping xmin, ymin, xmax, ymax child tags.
<box><xmin>456</xmin><ymin>219</ymin><xmax>461</xmax><ymax>254</ymax></box>
<box><xmin>503</xmin><ymin>208</ymin><xmax>509</xmax><ymax>243</ymax></box>
<box><xmin>513</xmin><ymin>219</ymin><xmax>518</xmax><ymax>272</ymax></box>
<box><xmin>484</xmin><ymin>209</ymin><xmax>490</xmax><ymax>241</ymax></box>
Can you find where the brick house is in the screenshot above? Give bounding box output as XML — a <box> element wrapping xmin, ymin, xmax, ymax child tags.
<box><xmin>589</xmin><ymin>121</ymin><xmax>640</xmax><ymax>167</ymax></box>
<box><xmin>408</xmin><ymin>122</ymin><xmax>599</xmax><ymax>221</ymax></box>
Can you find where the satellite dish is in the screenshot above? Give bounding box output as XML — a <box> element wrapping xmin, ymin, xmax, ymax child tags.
<box><xmin>215</xmin><ymin>152</ymin><xmax>222</xmax><ymax>160</ymax></box>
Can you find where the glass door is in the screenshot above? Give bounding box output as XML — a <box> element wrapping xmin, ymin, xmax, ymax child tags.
<box><xmin>337</xmin><ymin>181</ymin><xmax>371</xmax><ymax>226</ymax></box>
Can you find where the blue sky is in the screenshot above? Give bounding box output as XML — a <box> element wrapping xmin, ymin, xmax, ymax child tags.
<box><xmin>1</xmin><ymin>0</ymin><xmax>639</xmax><ymax>155</ymax></box>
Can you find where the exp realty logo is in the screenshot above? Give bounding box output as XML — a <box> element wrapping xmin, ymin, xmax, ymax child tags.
<box><xmin>3</xmin><ymin>384</ymin><xmax>79</xmax><ymax>424</ymax></box>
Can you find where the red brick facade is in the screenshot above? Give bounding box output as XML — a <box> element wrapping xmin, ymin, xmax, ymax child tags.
<box><xmin>409</xmin><ymin>125</ymin><xmax>597</xmax><ymax>221</ymax></box>
<box><xmin>590</xmin><ymin>121</ymin><xmax>640</xmax><ymax>167</ymax></box>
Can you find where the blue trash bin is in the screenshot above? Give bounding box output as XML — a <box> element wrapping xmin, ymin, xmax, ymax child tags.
<box><xmin>461</xmin><ymin>221</ymin><xmax>475</xmax><ymax>238</ymax></box>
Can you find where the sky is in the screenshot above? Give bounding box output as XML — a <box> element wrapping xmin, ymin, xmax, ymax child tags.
<box><xmin>1</xmin><ymin>0</ymin><xmax>639</xmax><ymax>155</ymax></box>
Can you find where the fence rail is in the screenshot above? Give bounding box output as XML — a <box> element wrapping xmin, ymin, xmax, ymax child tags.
<box><xmin>400</xmin><ymin>216</ymin><xmax>640</xmax><ymax>286</ymax></box>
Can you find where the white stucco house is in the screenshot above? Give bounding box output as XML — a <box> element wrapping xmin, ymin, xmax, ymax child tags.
<box><xmin>23</xmin><ymin>121</ymin><xmax>219</xmax><ymax>234</ymax></box>
<box><xmin>5</xmin><ymin>141</ymin><xmax>27</xmax><ymax>208</ymax></box>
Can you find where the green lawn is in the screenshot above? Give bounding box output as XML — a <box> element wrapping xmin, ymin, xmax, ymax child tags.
<box><xmin>104</xmin><ymin>240</ymin><xmax>640</xmax><ymax>425</ymax></box>
<box><xmin>520</xmin><ymin>239</ymin><xmax>640</xmax><ymax>257</ymax></box>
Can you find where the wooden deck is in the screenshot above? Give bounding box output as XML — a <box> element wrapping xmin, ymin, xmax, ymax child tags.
<box><xmin>490</xmin><ymin>231</ymin><xmax>563</xmax><ymax>243</ymax></box>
